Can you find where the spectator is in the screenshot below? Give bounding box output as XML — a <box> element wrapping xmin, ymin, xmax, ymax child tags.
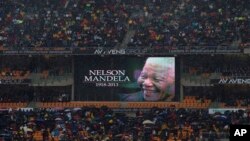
<box><xmin>0</xmin><ymin>107</ymin><xmax>247</xmax><ymax>140</ymax></box>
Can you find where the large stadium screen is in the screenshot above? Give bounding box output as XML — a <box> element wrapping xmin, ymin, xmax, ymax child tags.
<box><xmin>74</xmin><ymin>56</ymin><xmax>177</xmax><ymax>101</ymax></box>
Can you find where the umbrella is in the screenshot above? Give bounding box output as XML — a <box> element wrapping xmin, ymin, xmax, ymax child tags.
<box><xmin>52</xmin><ymin>107</ymin><xmax>64</xmax><ymax>111</ymax></box>
<box><xmin>115</xmin><ymin>134</ymin><xmax>123</xmax><ymax>137</ymax></box>
<box><xmin>20</xmin><ymin>126</ymin><xmax>33</xmax><ymax>133</ymax></box>
<box><xmin>27</xmin><ymin>122</ymin><xmax>36</xmax><ymax>126</ymax></box>
<box><xmin>64</xmin><ymin>109</ymin><xmax>71</xmax><ymax>112</ymax></box>
<box><xmin>26</xmin><ymin>128</ymin><xmax>33</xmax><ymax>132</ymax></box>
<box><xmin>142</xmin><ymin>120</ymin><xmax>154</xmax><ymax>125</ymax></box>
<box><xmin>214</xmin><ymin>115</ymin><xmax>227</xmax><ymax>121</ymax></box>
<box><xmin>36</xmin><ymin>118</ymin><xmax>44</xmax><ymax>122</ymax></box>
<box><xmin>29</xmin><ymin>117</ymin><xmax>35</xmax><ymax>121</ymax></box>
<box><xmin>73</xmin><ymin>108</ymin><xmax>81</xmax><ymax>111</ymax></box>
<box><xmin>214</xmin><ymin>115</ymin><xmax>227</xmax><ymax>119</ymax></box>
<box><xmin>55</xmin><ymin>117</ymin><xmax>63</xmax><ymax>121</ymax></box>
<box><xmin>105</xmin><ymin>114</ymin><xmax>112</xmax><ymax>118</ymax></box>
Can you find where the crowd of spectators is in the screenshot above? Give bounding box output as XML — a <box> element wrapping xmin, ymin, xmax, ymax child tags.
<box><xmin>0</xmin><ymin>68</ymin><xmax>30</xmax><ymax>81</ymax></box>
<box><xmin>0</xmin><ymin>56</ymin><xmax>72</xmax><ymax>78</ymax></box>
<box><xmin>184</xmin><ymin>86</ymin><xmax>250</xmax><ymax>108</ymax></box>
<box><xmin>183</xmin><ymin>55</ymin><xmax>250</xmax><ymax>77</ymax></box>
<box><xmin>215</xmin><ymin>86</ymin><xmax>250</xmax><ymax>107</ymax></box>
<box><xmin>34</xmin><ymin>87</ymin><xmax>71</xmax><ymax>102</ymax></box>
<box><xmin>128</xmin><ymin>0</ymin><xmax>249</xmax><ymax>48</ymax></box>
<box><xmin>0</xmin><ymin>56</ymin><xmax>31</xmax><ymax>79</ymax></box>
<box><xmin>0</xmin><ymin>0</ymin><xmax>129</xmax><ymax>48</ymax></box>
<box><xmin>0</xmin><ymin>85</ymin><xmax>71</xmax><ymax>103</ymax></box>
<box><xmin>0</xmin><ymin>85</ymin><xmax>33</xmax><ymax>102</ymax></box>
<box><xmin>0</xmin><ymin>56</ymin><xmax>72</xmax><ymax>103</ymax></box>
<box><xmin>0</xmin><ymin>107</ymin><xmax>249</xmax><ymax>141</ymax></box>
<box><xmin>184</xmin><ymin>87</ymin><xmax>216</xmax><ymax>102</ymax></box>
<box><xmin>0</xmin><ymin>0</ymin><xmax>249</xmax><ymax>49</ymax></box>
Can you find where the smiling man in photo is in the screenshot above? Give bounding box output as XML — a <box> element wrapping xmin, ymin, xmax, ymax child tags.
<box><xmin>121</xmin><ymin>57</ymin><xmax>175</xmax><ymax>101</ymax></box>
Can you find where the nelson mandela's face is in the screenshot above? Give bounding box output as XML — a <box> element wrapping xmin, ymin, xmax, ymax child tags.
<box><xmin>137</xmin><ymin>58</ymin><xmax>175</xmax><ymax>101</ymax></box>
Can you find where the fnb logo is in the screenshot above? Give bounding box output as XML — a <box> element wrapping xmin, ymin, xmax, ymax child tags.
<box><xmin>230</xmin><ymin>125</ymin><xmax>250</xmax><ymax>141</ymax></box>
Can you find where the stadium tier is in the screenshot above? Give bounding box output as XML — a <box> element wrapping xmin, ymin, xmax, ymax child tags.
<box><xmin>0</xmin><ymin>0</ymin><xmax>249</xmax><ymax>55</ymax></box>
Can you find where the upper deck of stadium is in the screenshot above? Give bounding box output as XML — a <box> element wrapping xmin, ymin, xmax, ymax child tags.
<box><xmin>0</xmin><ymin>0</ymin><xmax>249</xmax><ymax>55</ymax></box>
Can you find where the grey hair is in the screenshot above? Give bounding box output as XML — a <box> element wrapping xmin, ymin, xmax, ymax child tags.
<box><xmin>145</xmin><ymin>57</ymin><xmax>175</xmax><ymax>68</ymax></box>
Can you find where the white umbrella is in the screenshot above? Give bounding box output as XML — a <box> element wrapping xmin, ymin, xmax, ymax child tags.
<box><xmin>20</xmin><ymin>126</ymin><xmax>33</xmax><ymax>134</ymax></box>
<box><xmin>27</xmin><ymin>122</ymin><xmax>36</xmax><ymax>126</ymax></box>
<box><xmin>143</xmin><ymin>120</ymin><xmax>154</xmax><ymax>125</ymax></box>
<box><xmin>73</xmin><ymin>108</ymin><xmax>81</xmax><ymax>111</ymax></box>
<box><xmin>55</xmin><ymin>117</ymin><xmax>63</xmax><ymax>121</ymax></box>
<box><xmin>64</xmin><ymin>109</ymin><xmax>71</xmax><ymax>112</ymax></box>
<box><xmin>26</xmin><ymin>128</ymin><xmax>33</xmax><ymax>132</ymax></box>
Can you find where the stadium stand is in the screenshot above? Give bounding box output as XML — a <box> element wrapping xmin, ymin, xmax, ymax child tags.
<box><xmin>183</xmin><ymin>55</ymin><xmax>250</xmax><ymax>77</ymax></box>
<box><xmin>0</xmin><ymin>107</ymin><xmax>249</xmax><ymax>141</ymax></box>
<box><xmin>0</xmin><ymin>0</ymin><xmax>249</xmax><ymax>49</ymax></box>
<box><xmin>0</xmin><ymin>0</ymin><xmax>129</xmax><ymax>48</ymax></box>
<box><xmin>128</xmin><ymin>0</ymin><xmax>249</xmax><ymax>48</ymax></box>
